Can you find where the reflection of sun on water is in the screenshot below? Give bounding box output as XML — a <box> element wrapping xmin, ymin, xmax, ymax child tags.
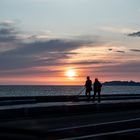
<box><xmin>65</xmin><ymin>69</ymin><xmax>76</xmax><ymax>80</ymax></box>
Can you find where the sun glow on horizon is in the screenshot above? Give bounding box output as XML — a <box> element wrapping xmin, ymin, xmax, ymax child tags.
<box><xmin>65</xmin><ymin>69</ymin><xmax>77</xmax><ymax>79</ymax></box>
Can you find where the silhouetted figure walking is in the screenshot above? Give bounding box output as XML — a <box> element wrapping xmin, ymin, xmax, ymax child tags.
<box><xmin>93</xmin><ymin>78</ymin><xmax>102</xmax><ymax>103</ymax></box>
<box><xmin>85</xmin><ymin>76</ymin><xmax>92</xmax><ymax>101</ymax></box>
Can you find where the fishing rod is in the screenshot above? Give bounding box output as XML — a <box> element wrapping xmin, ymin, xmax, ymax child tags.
<box><xmin>78</xmin><ymin>87</ymin><xmax>86</xmax><ymax>96</ymax></box>
<box><xmin>72</xmin><ymin>87</ymin><xmax>85</xmax><ymax>102</ymax></box>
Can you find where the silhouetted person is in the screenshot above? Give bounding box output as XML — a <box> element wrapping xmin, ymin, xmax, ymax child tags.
<box><xmin>85</xmin><ymin>76</ymin><xmax>92</xmax><ymax>101</ymax></box>
<box><xmin>93</xmin><ymin>78</ymin><xmax>102</xmax><ymax>103</ymax></box>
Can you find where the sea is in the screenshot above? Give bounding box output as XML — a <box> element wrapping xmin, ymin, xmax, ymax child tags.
<box><xmin>0</xmin><ymin>85</ymin><xmax>140</xmax><ymax>97</ymax></box>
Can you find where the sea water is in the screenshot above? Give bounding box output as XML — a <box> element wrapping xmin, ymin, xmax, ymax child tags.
<box><xmin>0</xmin><ymin>85</ymin><xmax>140</xmax><ymax>97</ymax></box>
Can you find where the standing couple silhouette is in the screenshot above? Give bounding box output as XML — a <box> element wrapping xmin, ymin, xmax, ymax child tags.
<box><xmin>85</xmin><ymin>76</ymin><xmax>102</xmax><ymax>102</ymax></box>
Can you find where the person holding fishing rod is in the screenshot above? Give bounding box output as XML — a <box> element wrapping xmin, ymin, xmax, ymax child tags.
<box><xmin>85</xmin><ymin>76</ymin><xmax>92</xmax><ymax>101</ymax></box>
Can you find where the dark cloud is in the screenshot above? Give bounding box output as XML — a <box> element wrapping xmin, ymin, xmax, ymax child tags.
<box><xmin>0</xmin><ymin>68</ymin><xmax>62</xmax><ymax>77</ymax></box>
<box><xmin>0</xmin><ymin>21</ymin><xmax>89</xmax><ymax>72</ymax></box>
<box><xmin>0</xmin><ymin>37</ymin><xmax>96</xmax><ymax>71</ymax></box>
<box><xmin>0</xmin><ymin>51</ymin><xmax>67</xmax><ymax>70</ymax></box>
<box><xmin>0</xmin><ymin>28</ymin><xmax>14</xmax><ymax>35</ymax></box>
<box><xmin>116</xmin><ymin>50</ymin><xmax>125</xmax><ymax>53</ymax></box>
<box><xmin>19</xmin><ymin>39</ymin><xmax>86</xmax><ymax>55</ymax></box>
<box><xmin>0</xmin><ymin>22</ymin><xmax>18</xmax><ymax>42</ymax></box>
<box><xmin>130</xmin><ymin>49</ymin><xmax>140</xmax><ymax>52</ymax></box>
<box><xmin>0</xmin><ymin>21</ymin><xmax>98</xmax><ymax>73</ymax></box>
<box><xmin>128</xmin><ymin>31</ymin><xmax>140</xmax><ymax>37</ymax></box>
<box><xmin>0</xmin><ymin>34</ymin><xmax>16</xmax><ymax>42</ymax></box>
<box><xmin>108</xmin><ymin>48</ymin><xmax>113</xmax><ymax>51</ymax></box>
<box><xmin>0</xmin><ymin>54</ymin><xmax>39</xmax><ymax>70</ymax></box>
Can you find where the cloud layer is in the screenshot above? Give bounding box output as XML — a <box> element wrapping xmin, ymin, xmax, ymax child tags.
<box><xmin>0</xmin><ymin>20</ymin><xmax>140</xmax><ymax>83</ymax></box>
<box><xmin>128</xmin><ymin>31</ymin><xmax>140</xmax><ymax>37</ymax></box>
<box><xmin>0</xmin><ymin>21</ymin><xmax>99</xmax><ymax>76</ymax></box>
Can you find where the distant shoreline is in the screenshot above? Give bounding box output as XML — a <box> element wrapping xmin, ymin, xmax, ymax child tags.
<box><xmin>103</xmin><ymin>81</ymin><xmax>140</xmax><ymax>86</ymax></box>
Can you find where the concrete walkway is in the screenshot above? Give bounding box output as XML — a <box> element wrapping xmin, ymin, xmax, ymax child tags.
<box><xmin>0</xmin><ymin>98</ymin><xmax>140</xmax><ymax>110</ymax></box>
<box><xmin>0</xmin><ymin>99</ymin><xmax>139</xmax><ymax>120</ymax></box>
<box><xmin>0</xmin><ymin>99</ymin><xmax>140</xmax><ymax>139</ymax></box>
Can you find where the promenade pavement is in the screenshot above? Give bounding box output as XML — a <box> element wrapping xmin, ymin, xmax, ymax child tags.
<box><xmin>0</xmin><ymin>98</ymin><xmax>139</xmax><ymax>120</ymax></box>
<box><xmin>0</xmin><ymin>98</ymin><xmax>140</xmax><ymax>139</ymax></box>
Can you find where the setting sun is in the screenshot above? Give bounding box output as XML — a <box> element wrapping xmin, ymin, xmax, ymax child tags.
<box><xmin>65</xmin><ymin>69</ymin><xmax>76</xmax><ymax>79</ymax></box>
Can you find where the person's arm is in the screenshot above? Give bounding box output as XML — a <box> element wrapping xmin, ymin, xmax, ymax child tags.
<box><xmin>85</xmin><ymin>81</ymin><xmax>87</xmax><ymax>87</ymax></box>
<box><xmin>99</xmin><ymin>82</ymin><xmax>102</xmax><ymax>88</ymax></box>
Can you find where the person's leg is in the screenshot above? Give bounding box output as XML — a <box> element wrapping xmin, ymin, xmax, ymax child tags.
<box><xmin>86</xmin><ymin>90</ymin><xmax>89</xmax><ymax>101</ymax></box>
<box><xmin>85</xmin><ymin>90</ymin><xmax>88</xmax><ymax>97</ymax></box>
<box><xmin>98</xmin><ymin>90</ymin><xmax>101</xmax><ymax>103</ymax></box>
<box><xmin>93</xmin><ymin>91</ymin><xmax>96</xmax><ymax>101</ymax></box>
<box><xmin>88</xmin><ymin>91</ymin><xmax>91</xmax><ymax>101</ymax></box>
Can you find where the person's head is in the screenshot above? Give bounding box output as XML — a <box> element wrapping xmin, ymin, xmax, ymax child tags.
<box><xmin>87</xmin><ymin>76</ymin><xmax>90</xmax><ymax>80</ymax></box>
<box><xmin>95</xmin><ymin>78</ymin><xmax>98</xmax><ymax>82</ymax></box>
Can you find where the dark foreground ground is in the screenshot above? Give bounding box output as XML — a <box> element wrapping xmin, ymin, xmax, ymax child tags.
<box><xmin>0</xmin><ymin>95</ymin><xmax>140</xmax><ymax>139</ymax></box>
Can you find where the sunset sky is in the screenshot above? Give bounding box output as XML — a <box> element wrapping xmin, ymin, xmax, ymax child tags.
<box><xmin>0</xmin><ymin>0</ymin><xmax>140</xmax><ymax>85</ymax></box>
